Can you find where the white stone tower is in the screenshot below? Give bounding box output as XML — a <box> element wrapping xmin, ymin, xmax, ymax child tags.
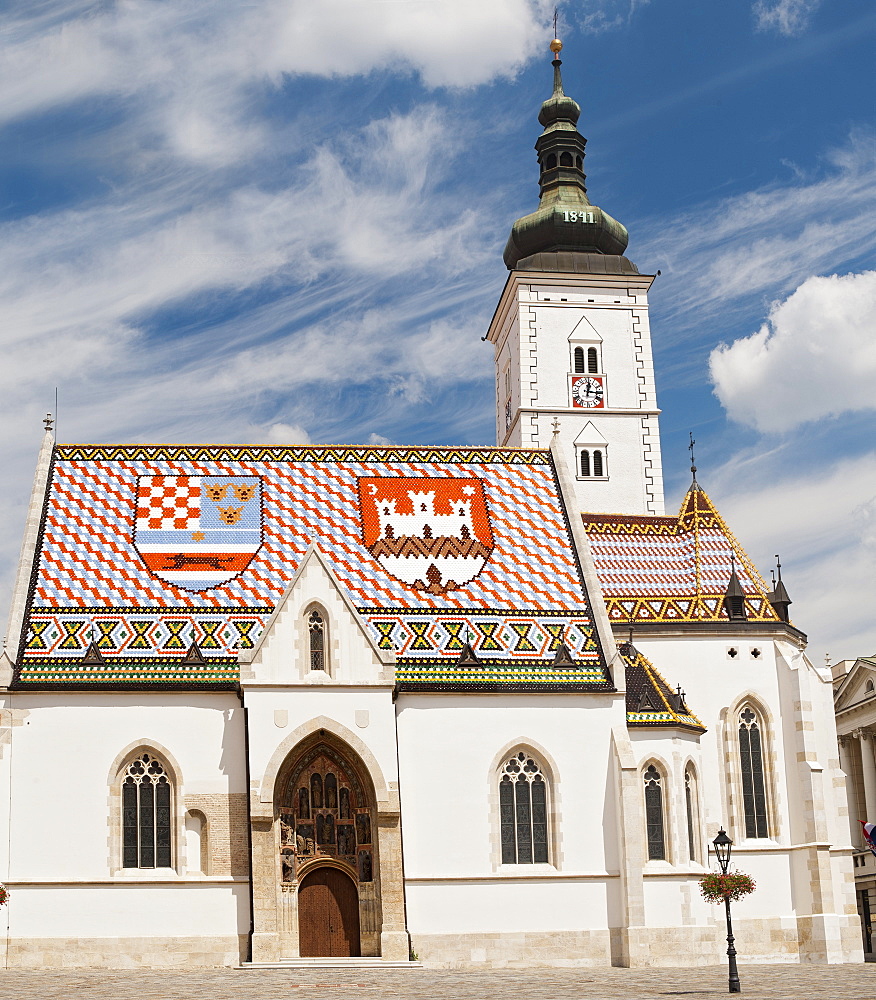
<box><xmin>486</xmin><ymin>42</ymin><xmax>664</xmax><ymax>516</ymax></box>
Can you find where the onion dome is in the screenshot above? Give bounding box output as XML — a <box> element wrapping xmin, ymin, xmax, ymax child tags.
<box><xmin>504</xmin><ymin>39</ymin><xmax>632</xmax><ymax>272</ymax></box>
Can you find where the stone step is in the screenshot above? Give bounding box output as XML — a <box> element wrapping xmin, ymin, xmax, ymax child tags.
<box><xmin>238</xmin><ymin>957</ymin><xmax>422</xmax><ymax>970</ymax></box>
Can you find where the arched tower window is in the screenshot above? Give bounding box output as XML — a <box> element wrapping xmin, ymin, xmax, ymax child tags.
<box><xmin>592</xmin><ymin>450</ymin><xmax>604</xmax><ymax>476</ymax></box>
<box><xmin>643</xmin><ymin>763</ymin><xmax>666</xmax><ymax>861</ymax></box>
<box><xmin>738</xmin><ymin>706</ymin><xmax>769</xmax><ymax>838</ymax></box>
<box><xmin>576</xmin><ymin>155</ymin><xmax>583</xmax><ymax>171</ymax></box>
<box><xmin>308</xmin><ymin>608</ymin><xmax>327</xmax><ymax>672</ymax></box>
<box><xmin>545</xmin><ymin>153</ymin><xmax>557</xmax><ymax>170</ymax></box>
<box><xmin>587</xmin><ymin>347</ymin><xmax>598</xmax><ymax>373</ymax></box>
<box><xmin>560</xmin><ymin>151</ymin><xmax>573</xmax><ymax>167</ymax></box>
<box><xmin>122</xmin><ymin>753</ymin><xmax>172</xmax><ymax>869</ymax></box>
<box><xmin>499</xmin><ymin>752</ymin><xmax>549</xmax><ymax>864</ymax></box>
<box><xmin>580</xmin><ymin>450</ymin><xmax>590</xmax><ymax>477</ymax></box>
<box><xmin>573</xmin><ymin>346</ymin><xmax>585</xmax><ymax>372</ymax></box>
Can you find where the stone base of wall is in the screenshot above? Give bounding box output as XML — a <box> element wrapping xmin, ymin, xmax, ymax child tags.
<box><xmin>410</xmin><ymin>929</ymin><xmax>612</xmax><ymax>969</ymax></box>
<box><xmin>6</xmin><ymin>935</ymin><xmax>248</xmax><ymax>969</ymax></box>
<box><xmin>413</xmin><ymin>916</ymin><xmax>864</xmax><ymax>970</ymax></box>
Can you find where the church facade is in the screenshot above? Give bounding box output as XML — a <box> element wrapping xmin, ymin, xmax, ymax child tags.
<box><xmin>0</xmin><ymin>46</ymin><xmax>861</xmax><ymax>969</ymax></box>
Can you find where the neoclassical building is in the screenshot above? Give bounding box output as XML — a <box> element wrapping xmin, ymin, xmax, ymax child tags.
<box><xmin>834</xmin><ymin>655</ymin><xmax>876</xmax><ymax>957</ymax></box>
<box><xmin>0</xmin><ymin>44</ymin><xmax>861</xmax><ymax>969</ymax></box>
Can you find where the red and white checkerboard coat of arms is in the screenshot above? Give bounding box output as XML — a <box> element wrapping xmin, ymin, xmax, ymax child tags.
<box><xmin>358</xmin><ymin>477</ymin><xmax>494</xmax><ymax>594</ymax></box>
<box><xmin>133</xmin><ymin>476</ymin><xmax>262</xmax><ymax>591</ymax></box>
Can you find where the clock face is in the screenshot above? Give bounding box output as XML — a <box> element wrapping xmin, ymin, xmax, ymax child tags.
<box><xmin>570</xmin><ymin>375</ymin><xmax>605</xmax><ymax>409</ymax></box>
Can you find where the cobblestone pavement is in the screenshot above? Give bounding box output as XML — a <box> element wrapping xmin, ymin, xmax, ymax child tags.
<box><xmin>0</xmin><ymin>964</ymin><xmax>873</xmax><ymax>1000</ymax></box>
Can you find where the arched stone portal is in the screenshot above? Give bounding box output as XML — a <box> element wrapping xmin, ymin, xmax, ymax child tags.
<box><xmin>249</xmin><ymin>726</ymin><xmax>407</xmax><ymax>962</ymax></box>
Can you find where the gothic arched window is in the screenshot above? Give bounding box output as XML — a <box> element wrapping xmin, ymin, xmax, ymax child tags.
<box><xmin>308</xmin><ymin>609</ymin><xmax>326</xmax><ymax>672</ymax></box>
<box><xmin>739</xmin><ymin>706</ymin><xmax>769</xmax><ymax>838</ymax></box>
<box><xmin>643</xmin><ymin>763</ymin><xmax>666</xmax><ymax>861</ymax></box>
<box><xmin>685</xmin><ymin>766</ymin><xmax>699</xmax><ymax>862</ymax></box>
<box><xmin>573</xmin><ymin>346</ymin><xmax>585</xmax><ymax>372</ymax></box>
<box><xmin>587</xmin><ymin>347</ymin><xmax>598</xmax><ymax>373</ymax></box>
<box><xmin>122</xmin><ymin>753</ymin><xmax>172</xmax><ymax>869</ymax></box>
<box><xmin>499</xmin><ymin>752</ymin><xmax>549</xmax><ymax>864</ymax></box>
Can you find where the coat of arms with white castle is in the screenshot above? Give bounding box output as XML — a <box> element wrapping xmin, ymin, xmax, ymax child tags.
<box><xmin>358</xmin><ymin>477</ymin><xmax>494</xmax><ymax>594</ymax></box>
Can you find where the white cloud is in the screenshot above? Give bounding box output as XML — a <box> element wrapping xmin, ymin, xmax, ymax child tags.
<box><xmin>713</xmin><ymin>451</ymin><xmax>876</xmax><ymax>664</ymax></box>
<box><xmin>577</xmin><ymin>0</ymin><xmax>651</xmax><ymax>34</ymax></box>
<box><xmin>709</xmin><ymin>270</ymin><xmax>876</xmax><ymax>433</ymax></box>
<box><xmin>0</xmin><ymin>0</ymin><xmax>552</xmax><ymax>165</ymax></box>
<box><xmin>634</xmin><ymin>131</ymin><xmax>876</xmax><ymax>365</ymax></box>
<box><xmin>754</xmin><ymin>0</ymin><xmax>821</xmax><ymax>37</ymax></box>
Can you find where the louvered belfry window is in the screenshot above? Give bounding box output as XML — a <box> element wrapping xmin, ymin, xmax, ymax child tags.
<box><xmin>739</xmin><ymin>708</ymin><xmax>769</xmax><ymax>837</ymax></box>
<box><xmin>500</xmin><ymin>753</ymin><xmax>548</xmax><ymax>864</ymax></box>
<box><xmin>122</xmin><ymin>753</ymin><xmax>172</xmax><ymax>868</ymax></box>
<box><xmin>643</xmin><ymin>764</ymin><xmax>666</xmax><ymax>860</ymax></box>
<box><xmin>573</xmin><ymin>346</ymin><xmax>585</xmax><ymax>372</ymax></box>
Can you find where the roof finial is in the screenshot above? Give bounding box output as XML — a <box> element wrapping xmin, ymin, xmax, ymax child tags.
<box><xmin>775</xmin><ymin>553</ymin><xmax>783</xmax><ymax>582</ymax></box>
<box><xmin>43</xmin><ymin>412</ymin><xmax>54</xmax><ymax>432</ymax></box>
<box><xmin>551</xmin><ymin>416</ymin><xmax>561</xmax><ymax>437</ymax></box>
<box><xmin>688</xmin><ymin>431</ymin><xmax>698</xmax><ymax>488</ymax></box>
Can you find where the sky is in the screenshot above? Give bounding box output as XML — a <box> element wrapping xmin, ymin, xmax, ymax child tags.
<box><xmin>1</xmin><ymin>0</ymin><xmax>874</xmax><ymax>666</ymax></box>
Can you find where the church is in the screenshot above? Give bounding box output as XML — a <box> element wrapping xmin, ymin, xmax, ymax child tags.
<box><xmin>0</xmin><ymin>41</ymin><xmax>861</xmax><ymax>969</ymax></box>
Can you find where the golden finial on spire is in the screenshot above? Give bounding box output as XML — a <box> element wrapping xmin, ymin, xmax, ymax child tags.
<box><xmin>550</xmin><ymin>6</ymin><xmax>562</xmax><ymax>57</ymax></box>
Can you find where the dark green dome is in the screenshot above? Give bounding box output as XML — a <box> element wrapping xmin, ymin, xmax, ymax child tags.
<box><xmin>504</xmin><ymin>56</ymin><xmax>631</xmax><ymax>271</ymax></box>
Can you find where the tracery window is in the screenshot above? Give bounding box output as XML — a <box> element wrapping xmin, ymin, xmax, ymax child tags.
<box><xmin>308</xmin><ymin>609</ymin><xmax>326</xmax><ymax>671</ymax></box>
<box><xmin>499</xmin><ymin>752</ymin><xmax>548</xmax><ymax>864</ymax></box>
<box><xmin>685</xmin><ymin>767</ymin><xmax>698</xmax><ymax>862</ymax></box>
<box><xmin>739</xmin><ymin>707</ymin><xmax>769</xmax><ymax>838</ymax></box>
<box><xmin>122</xmin><ymin>753</ymin><xmax>172</xmax><ymax>869</ymax></box>
<box><xmin>643</xmin><ymin>764</ymin><xmax>666</xmax><ymax>861</ymax></box>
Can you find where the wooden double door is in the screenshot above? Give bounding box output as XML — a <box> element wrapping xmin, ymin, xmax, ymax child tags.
<box><xmin>298</xmin><ymin>866</ymin><xmax>361</xmax><ymax>957</ymax></box>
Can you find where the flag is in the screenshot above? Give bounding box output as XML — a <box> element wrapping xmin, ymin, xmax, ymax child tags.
<box><xmin>859</xmin><ymin>821</ymin><xmax>876</xmax><ymax>858</ymax></box>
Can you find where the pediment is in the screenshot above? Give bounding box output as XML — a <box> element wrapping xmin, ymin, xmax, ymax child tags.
<box><xmin>574</xmin><ymin>421</ymin><xmax>607</xmax><ymax>446</ymax></box>
<box><xmin>835</xmin><ymin>659</ymin><xmax>876</xmax><ymax>713</ymax></box>
<box><xmin>239</xmin><ymin>543</ymin><xmax>395</xmax><ymax>686</ymax></box>
<box><xmin>567</xmin><ymin>312</ymin><xmax>603</xmax><ymax>343</ymax></box>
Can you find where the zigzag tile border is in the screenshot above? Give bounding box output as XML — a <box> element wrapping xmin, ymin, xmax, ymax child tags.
<box><xmin>56</xmin><ymin>445</ymin><xmax>552</xmax><ymax>465</ymax></box>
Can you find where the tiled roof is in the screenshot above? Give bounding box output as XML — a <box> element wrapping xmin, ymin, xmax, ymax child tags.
<box><xmin>621</xmin><ymin>644</ymin><xmax>706</xmax><ymax>733</ymax></box>
<box><xmin>583</xmin><ymin>485</ymin><xmax>778</xmax><ymax>624</ymax></box>
<box><xmin>18</xmin><ymin>444</ymin><xmax>609</xmax><ymax>689</ymax></box>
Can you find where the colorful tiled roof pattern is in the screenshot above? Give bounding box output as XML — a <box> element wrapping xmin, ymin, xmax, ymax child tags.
<box><xmin>18</xmin><ymin>444</ymin><xmax>609</xmax><ymax>688</ymax></box>
<box><xmin>583</xmin><ymin>485</ymin><xmax>779</xmax><ymax>624</ymax></box>
<box><xmin>621</xmin><ymin>644</ymin><xmax>706</xmax><ymax>733</ymax></box>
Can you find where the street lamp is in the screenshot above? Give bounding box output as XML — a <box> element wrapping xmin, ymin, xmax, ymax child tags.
<box><xmin>712</xmin><ymin>829</ymin><xmax>741</xmax><ymax>993</ymax></box>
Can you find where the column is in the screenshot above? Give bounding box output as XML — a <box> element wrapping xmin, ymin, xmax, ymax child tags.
<box><xmin>858</xmin><ymin>729</ymin><xmax>876</xmax><ymax>842</ymax></box>
<box><xmin>839</xmin><ymin>735</ymin><xmax>861</xmax><ymax>845</ymax></box>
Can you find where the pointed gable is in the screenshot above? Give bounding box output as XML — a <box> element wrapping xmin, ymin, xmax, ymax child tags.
<box><xmin>582</xmin><ymin>485</ymin><xmax>778</xmax><ymax>625</ymax></box>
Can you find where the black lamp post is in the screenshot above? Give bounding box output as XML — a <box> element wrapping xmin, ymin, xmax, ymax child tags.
<box><xmin>712</xmin><ymin>828</ymin><xmax>741</xmax><ymax>993</ymax></box>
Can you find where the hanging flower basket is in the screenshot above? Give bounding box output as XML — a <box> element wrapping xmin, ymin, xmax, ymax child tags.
<box><xmin>0</xmin><ymin>883</ymin><xmax>8</xmax><ymax>908</ymax></box>
<box><xmin>698</xmin><ymin>870</ymin><xmax>756</xmax><ymax>904</ymax></box>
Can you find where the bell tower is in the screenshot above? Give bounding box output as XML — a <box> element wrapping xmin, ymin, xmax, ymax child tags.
<box><xmin>486</xmin><ymin>38</ymin><xmax>664</xmax><ymax>516</ymax></box>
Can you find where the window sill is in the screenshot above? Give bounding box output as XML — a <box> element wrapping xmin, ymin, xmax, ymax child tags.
<box><xmin>496</xmin><ymin>863</ymin><xmax>557</xmax><ymax>874</ymax></box>
<box><xmin>113</xmin><ymin>867</ymin><xmax>180</xmax><ymax>879</ymax></box>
